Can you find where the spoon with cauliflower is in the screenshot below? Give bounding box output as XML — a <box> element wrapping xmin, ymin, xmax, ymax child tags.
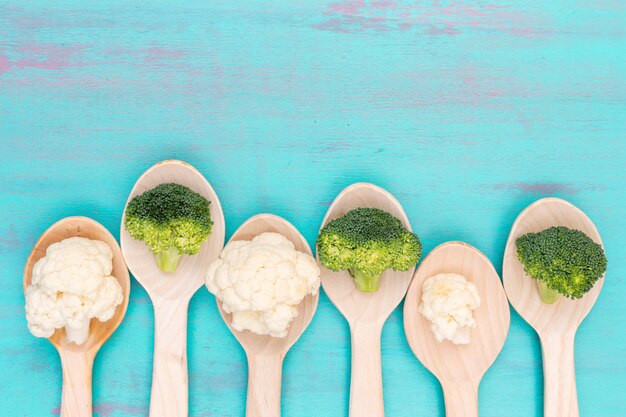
<box><xmin>404</xmin><ymin>241</ymin><xmax>509</xmax><ymax>417</ymax></box>
<box><xmin>24</xmin><ymin>217</ymin><xmax>130</xmax><ymax>417</ymax></box>
<box><xmin>206</xmin><ymin>214</ymin><xmax>320</xmax><ymax>417</ymax></box>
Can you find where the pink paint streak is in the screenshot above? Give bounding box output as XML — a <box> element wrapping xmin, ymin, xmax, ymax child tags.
<box><xmin>312</xmin><ymin>15</ymin><xmax>389</xmax><ymax>32</ymax></box>
<box><xmin>371</xmin><ymin>0</ymin><xmax>396</xmax><ymax>9</ymax></box>
<box><xmin>427</xmin><ymin>24</ymin><xmax>462</xmax><ymax>35</ymax></box>
<box><xmin>143</xmin><ymin>47</ymin><xmax>188</xmax><ymax>63</ymax></box>
<box><xmin>52</xmin><ymin>402</ymin><xmax>146</xmax><ymax>416</ymax></box>
<box><xmin>13</xmin><ymin>44</ymin><xmax>83</xmax><ymax>71</ymax></box>
<box><xmin>494</xmin><ymin>182</ymin><xmax>579</xmax><ymax>194</ymax></box>
<box><xmin>328</xmin><ymin>0</ymin><xmax>365</xmax><ymax>15</ymax></box>
<box><xmin>94</xmin><ymin>402</ymin><xmax>147</xmax><ymax>416</ymax></box>
<box><xmin>102</xmin><ymin>46</ymin><xmax>188</xmax><ymax>65</ymax></box>
<box><xmin>314</xmin><ymin>0</ymin><xmax>544</xmax><ymax>36</ymax></box>
<box><xmin>0</xmin><ymin>55</ymin><xmax>11</xmax><ymax>74</ymax></box>
<box><xmin>449</xmin><ymin>64</ymin><xmax>510</xmax><ymax>104</ymax></box>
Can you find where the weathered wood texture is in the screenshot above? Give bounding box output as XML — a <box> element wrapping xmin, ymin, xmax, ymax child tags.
<box><xmin>0</xmin><ymin>1</ymin><xmax>624</xmax><ymax>416</ymax></box>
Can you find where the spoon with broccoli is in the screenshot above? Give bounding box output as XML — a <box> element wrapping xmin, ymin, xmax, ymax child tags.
<box><xmin>24</xmin><ymin>217</ymin><xmax>130</xmax><ymax>417</ymax></box>
<box><xmin>503</xmin><ymin>197</ymin><xmax>607</xmax><ymax>417</ymax></box>
<box><xmin>317</xmin><ymin>207</ymin><xmax>421</xmax><ymax>292</ymax></box>
<box><xmin>317</xmin><ymin>183</ymin><xmax>421</xmax><ymax>417</ymax></box>
<box><xmin>120</xmin><ymin>160</ymin><xmax>225</xmax><ymax>417</ymax></box>
<box><xmin>124</xmin><ymin>182</ymin><xmax>214</xmax><ymax>272</ymax></box>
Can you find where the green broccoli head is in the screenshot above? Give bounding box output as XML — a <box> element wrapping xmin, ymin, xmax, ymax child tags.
<box><xmin>515</xmin><ymin>226</ymin><xmax>607</xmax><ymax>303</ymax></box>
<box><xmin>125</xmin><ymin>183</ymin><xmax>213</xmax><ymax>273</ymax></box>
<box><xmin>317</xmin><ymin>207</ymin><xmax>422</xmax><ymax>292</ymax></box>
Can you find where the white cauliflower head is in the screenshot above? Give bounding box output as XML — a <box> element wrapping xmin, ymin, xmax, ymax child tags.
<box><xmin>206</xmin><ymin>232</ymin><xmax>320</xmax><ymax>338</ymax></box>
<box><xmin>418</xmin><ymin>273</ymin><xmax>480</xmax><ymax>345</ymax></box>
<box><xmin>25</xmin><ymin>237</ymin><xmax>124</xmax><ymax>344</ymax></box>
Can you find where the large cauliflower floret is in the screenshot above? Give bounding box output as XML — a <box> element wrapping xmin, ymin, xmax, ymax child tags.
<box><xmin>418</xmin><ymin>273</ymin><xmax>480</xmax><ymax>345</ymax></box>
<box><xmin>25</xmin><ymin>237</ymin><xmax>124</xmax><ymax>345</ymax></box>
<box><xmin>206</xmin><ymin>232</ymin><xmax>320</xmax><ymax>337</ymax></box>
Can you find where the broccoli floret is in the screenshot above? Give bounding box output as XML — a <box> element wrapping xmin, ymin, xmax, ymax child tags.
<box><xmin>125</xmin><ymin>183</ymin><xmax>213</xmax><ymax>273</ymax></box>
<box><xmin>516</xmin><ymin>226</ymin><xmax>607</xmax><ymax>303</ymax></box>
<box><xmin>316</xmin><ymin>207</ymin><xmax>422</xmax><ymax>292</ymax></box>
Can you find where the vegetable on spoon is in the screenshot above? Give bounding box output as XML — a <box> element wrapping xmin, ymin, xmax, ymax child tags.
<box><xmin>206</xmin><ymin>232</ymin><xmax>320</xmax><ymax>338</ymax></box>
<box><xmin>209</xmin><ymin>214</ymin><xmax>320</xmax><ymax>417</ymax></box>
<box><xmin>318</xmin><ymin>183</ymin><xmax>417</xmax><ymax>417</ymax></box>
<box><xmin>419</xmin><ymin>273</ymin><xmax>480</xmax><ymax>345</ymax></box>
<box><xmin>24</xmin><ymin>217</ymin><xmax>130</xmax><ymax>417</ymax></box>
<box><xmin>405</xmin><ymin>242</ymin><xmax>510</xmax><ymax>417</ymax></box>
<box><xmin>25</xmin><ymin>236</ymin><xmax>124</xmax><ymax>345</ymax></box>
<box><xmin>124</xmin><ymin>183</ymin><xmax>213</xmax><ymax>272</ymax></box>
<box><xmin>504</xmin><ymin>198</ymin><xmax>606</xmax><ymax>417</ymax></box>
<box><xmin>121</xmin><ymin>160</ymin><xmax>225</xmax><ymax>417</ymax></box>
<box><xmin>316</xmin><ymin>207</ymin><xmax>422</xmax><ymax>292</ymax></box>
<box><xmin>515</xmin><ymin>226</ymin><xmax>607</xmax><ymax>304</ymax></box>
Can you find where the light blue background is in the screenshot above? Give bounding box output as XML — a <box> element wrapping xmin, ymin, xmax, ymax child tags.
<box><xmin>1</xmin><ymin>1</ymin><xmax>625</xmax><ymax>416</ymax></box>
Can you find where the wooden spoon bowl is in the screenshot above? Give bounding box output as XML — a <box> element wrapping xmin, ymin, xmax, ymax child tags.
<box><xmin>215</xmin><ymin>214</ymin><xmax>319</xmax><ymax>417</ymax></box>
<box><xmin>24</xmin><ymin>216</ymin><xmax>130</xmax><ymax>417</ymax></box>
<box><xmin>318</xmin><ymin>182</ymin><xmax>416</xmax><ymax>417</ymax></box>
<box><xmin>121</xmin><ymin>160</ymin><xmax>225</xmax><ymax>299</ymax></box>
<box><xmin>503</xmin><ymin>197</ymin><xmax>605</xmax><ymax>417</ymax></box>
<box><xmin>404</xmin><ymin>242</ymin><xmax>510</xmax><ymax>417</ymax></box>
<box><xmin>120</xmin><ymin>160</ymin><xmax>225</xmax><ymax>417</ymax></box>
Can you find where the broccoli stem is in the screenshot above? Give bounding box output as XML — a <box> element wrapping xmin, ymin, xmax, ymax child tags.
<box><xmin>350</xmin><ymin>268</ymin><xmax>382</xmax><ymax>292</ymax></box>
<box><xmin>537</xmin><ymin>280</ymin><xmax>560</xmax><ymax>304</ymax></box>
<box><xmin>155</xmin><ymin>247</ymin><xmax>182</xmax><ymax>273</ymax></box>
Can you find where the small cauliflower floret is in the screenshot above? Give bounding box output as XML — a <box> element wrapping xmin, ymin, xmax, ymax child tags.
<box><xmin>206</xmin><ymin>232</ymin><xmax>321</xmax><ymax>338</ymax></box>
<box><xmin>25</xmin><ymin>237</ymin><xmax>124</xmax><ymax>345</ymax></box>
<box><xmin>418</xmin><ymin>273</ymin><xmax>480</xmax><ymax>345</ymax></box>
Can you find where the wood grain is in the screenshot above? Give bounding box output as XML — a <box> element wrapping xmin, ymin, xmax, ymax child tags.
<box><xmin>120</xmin><ymin>160</ymin><xmax>225</xmax><ymax>417</ymax></box>
<box><xmin>318</xmin><ymin>183</ymin><xmax>416</xmax><ymax>417</ymax></box>
<box><xmin>23</xmin><ymin>217</ymin><xmax>130</xmax><ymax>417</ymax></box>
<box><xmin>214</xmin><ymin>214</ymin><xmax>319</xmax><ymax>417</ymax></box>
<box><xmin>1</xmin><ymin>0</ymin><xmax>625</xmax><ymax>415</ymax></box>
<box><xmin>404</xmin><ymin>242</ymin><xmax>510</xmax><ymax>417</ymax></box>
<box><xmin>503</xmin><ymin>197</ymin><xmax>605</xmax><ymax>417</ymax></box>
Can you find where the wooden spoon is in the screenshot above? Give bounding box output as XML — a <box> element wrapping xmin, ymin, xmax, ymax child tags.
<box><xmin>404</xmin><ymin>242</ymin><xmax>510</xmax><ymax>417</ymax></box>
<box><xmin>213</xmin><ymin>214</ymin><xmax>319</xmax><ymax>417</ymax></box>
<box><xmin>23</xmin><ymin>216</ymin><xmax>130</xmax><ymax>417</ymax></box>
<box><xmin>120</xmin><ymin>160</ymin><xmax>225</xmax><ymax>417</ymax></box>
<box><xmin>318</xmin><ymin>182</ymin><xmax>416</xmax><ymax>417</ymax></box>
<box><xmin>503</xmin><ymin>197</ymin><xmax>605</xmax><ymax>417</ymax></box>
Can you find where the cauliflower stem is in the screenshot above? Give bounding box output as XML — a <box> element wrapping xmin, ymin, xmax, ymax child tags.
<box><xmin>65</xmin><ymin>319</ymin><xmax>91</xmax><ymax>345</ymax></box>
<box><xmin>350</xmin><ymin>268</ymin><xmax>381</xmax><ymax>292</ymax></box>
<box><xmin>155</xmin><ymin>247</ymin><xmax>182</xmax><ymax>273</ymax></box>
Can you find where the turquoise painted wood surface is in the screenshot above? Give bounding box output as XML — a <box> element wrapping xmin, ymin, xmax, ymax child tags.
<box><xmin>1</xmin><ymin>1</ymin><xmax>625</xmax><ymax>416</ymax></box>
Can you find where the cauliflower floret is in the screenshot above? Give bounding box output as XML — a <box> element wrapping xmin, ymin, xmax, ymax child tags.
<box><xmin>25</xmin><ymin>237</ymin><xmax>124</xmax><ymax>345</ymax></box>
<box><xmin>206</xmin><ymin>232</ymin><xmax>320</xmax><ymax>338</ymax></box>
<box><xmin>418</xmin><ymin>273</ymin><xmax>480</xmax><ymax>345</ymax></box>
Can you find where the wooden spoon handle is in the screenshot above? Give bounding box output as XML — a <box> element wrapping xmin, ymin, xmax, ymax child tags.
<box><xmin>441</xmin><ymin>380</ymin><xmax>479</xmax><ymax>417</ymax></box>
<box><xmin>540</xmin><ymin>332</ymin><xmax>579</xmax><ymax>417</ymax></box>
<box><xmin>349</xmin><ymin>322</ymin><xmax>384</xmax><ymax>417</ymax></box>
<box><xmin>59</xmin><ymin>350</ymin><xmax>94</xmax><ymax>417</ymax></box>
<box><xmin>150</xmin><ymin>298</ymin><xmax>190</xmax><ymax>417</ymax></box>
<box><xmin>245</xmin><ymin>353</ymin><xmax>284</xmax><ymax>417</ymax></box>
